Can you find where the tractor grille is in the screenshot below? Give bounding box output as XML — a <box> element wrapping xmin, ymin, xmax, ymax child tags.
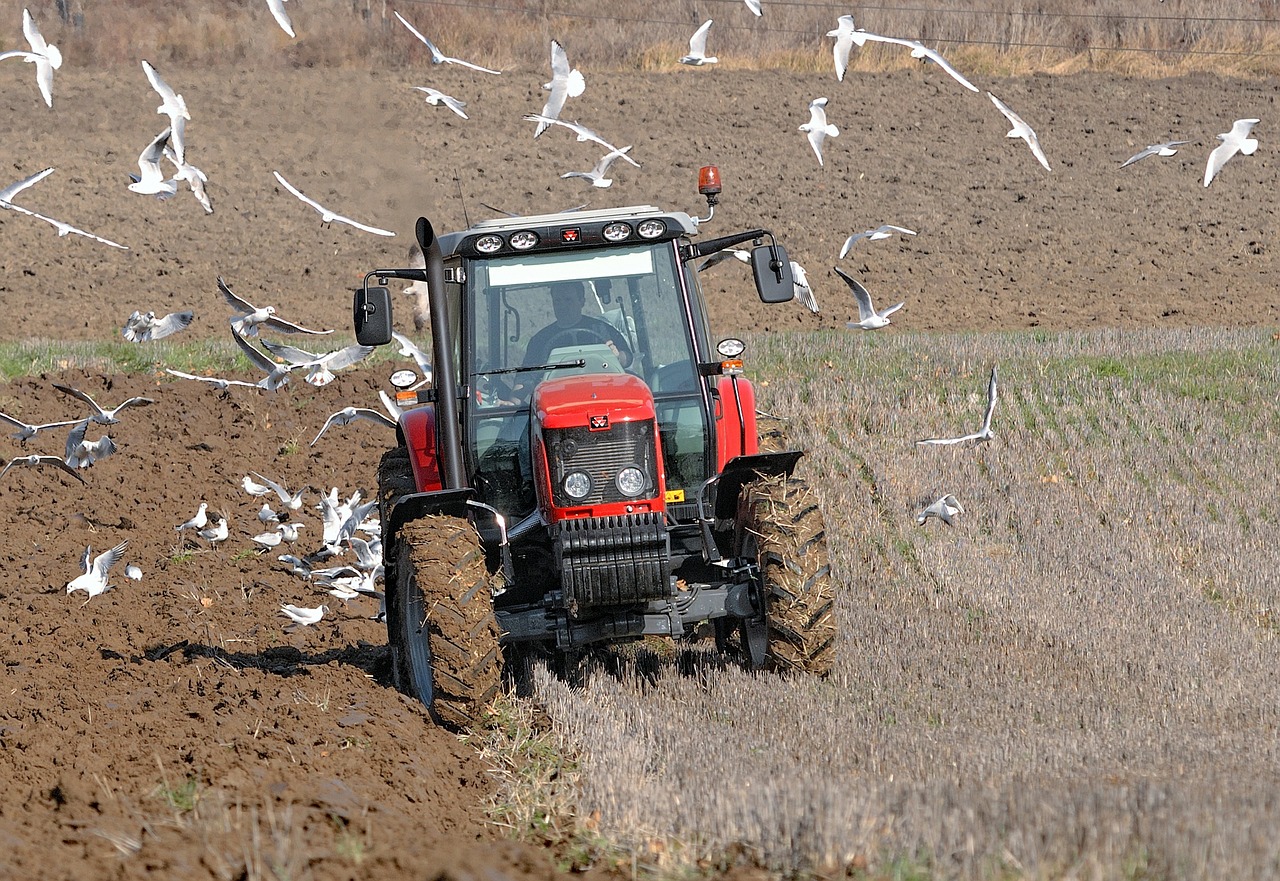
<box><xmin>554</xmin><ymin>512</ymin><xmax>671</xmax><ymax>614</ymax></box>
<box><xmin>545</xmin><ymin>419</ymin><xmax>657</xmax><ymax>508</ymax></box>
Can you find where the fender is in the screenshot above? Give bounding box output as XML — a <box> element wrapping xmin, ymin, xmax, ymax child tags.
<box><xmin>400</xmin><ymin>404</ymin><xmax>444</xmax><ymax>493</ymax></box>
<box><xmin>714</xmin><ymin>375</ymin><xmax>759</xmax><ymax>471</ymax></box>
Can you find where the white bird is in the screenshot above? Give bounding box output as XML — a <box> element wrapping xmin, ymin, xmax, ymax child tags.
<box><xmin>128</xmin><ymin>128</ymin><xmax>180</xmax><ymax>198</ymax></box>
<box><xmin>835</xmin><ymin>267</ymin><xmax>903</xmax><ymax>330</ymax></box>
<box><xmin>0</xmin><ymin>453</ymin><xmax>85</xmax><ymax>484</ymax></box>
<box><xmin>278</xmin><ymin>554</ymin><xmax>312</xmax><ymax>579</ymax></box>
<box><xmin>916</xmin><ymin>494</ymin><xmax>964</xmax><ymax>526</ymax></box>
<box><xmin>276</xmin><ymin>521</ymin><xmax>303</xmax><ymax>543</ymax></box>
<box><xmin>559</xmin><ymin>146</ymin><xmax>634</xmax><ymax>188</ymax></box>
<box><xmin>839</xmin><ymin>224</ymin><xmax>917</xmax><ymax>259</ymax></box>
<box><xmin>52</xmin><ymin>383</ymin><xmax>153</xmax><ymax>425</ymax></box>
<box><xmin>141</xmin><ymin>60</ymin><xmax>189</xmax><ymax>166</ymax></box>
<box><xmin>392</xmin><ymin>10</ymin><xmax>501</xmax><ymax>74</ymax></box>
<box><xmin>790</xmin><ymin>261</ymin><xmax>818</xmax><ymax>314</ymax></box>
<box><xmin>534</xmin><ymin>40</ymin><xmax>586</xmax><ymax>137</ymax></box>
<box><xmin>163</xmin><ymin>144</ymin><xmax>213</xmax><ymax>214</ymax></box>
<box><xmin>680</xmin><ymin>20</ymin><xmax>717</xmax><ymax>66</ymax></box>
<box><xmin>252</xmin><ymin>530</ymin><xmax>283</xmax><ymax>549</ymax></box>
<box><xmin>0</xmin><ymin>166</ymin><xmax>54</xmax><ymax>204</ymax></box>
<box><xmin>258</xmin><ymin>502</ymin><xmax>281</xmax><ymax>524</ymax></box>
<box><xmin>1204</xmin><ymin>118</ymin><xmax>1259</xmax><ymax>187</ymax></box>
<box><xmin>916</xmin><ymin>365</ymin><xmax>999</xmax><ymax>446</ymax></box>
<box><xmin>697</xmin><ymin>248</ymin><xmax>750</xmax><ymax>272</ymax></box>
<box><xmin>176</xmin><ymin>502</ymin><xmax>209</xmax><ymax>531</ymax></box>
<box><xmin>66</xmin><ymin>541</ymin><xmax>128</xmax><ymax>601</ymax></box>
<box><xmin>124</xmin><ymin>564</ymin><xmax>143</xmax><ymax>581</ymax></box>
<box><xmin>265</xmin><ymin>0</ymin><xmax>294</xmax><ymax>37</ymax></box>
<box><xmin>250</xmin><ymin>471</ymin><xmax>305</xmax><ymax>511</ymax></box>
<box><xmin>826</xmin><ymin>15</ymin><xmax>859</xmax><ymax>82</ymax></box>
<box><xmin>0</xmin><ymin>196</ymin><xmax>129</xmax><ymax>250</ymax></box>
<box><xmin>218</xmin><ymin>276</ymin><xmax>333</xmax><ymax>337</ymax></box>
<box><xmin>988</xmin><ymin>91</ymin><xmax>1051</xmax><ymax>172</ymax></box>
<box><xmin>0</xmin><ymin>410</ymin><xmax>81</xmax><ymax>441</ymax></box>
<box><xmin>799</xmin><ymin>97</ymin><xmax>839</xmax><ymax>167</ymax></box>
<box><xmin>257</xmin><ymin>338</ymin><xmax>375</xmax><ymax>387</ymax></box>
<box><xmin>391</xmin><ymin>331</ymin><xmax>432</xmax><ymax>383</ymax></box>
<box><xmin>1119</xmin><ymin>139</ymin><xmax>1192</xmax><ymax>169</ymax></box>
<box><xmin>0</xmin><ymin>9</ymin><xmax>62</xmax><ymax>107</ymax></box>
<box><xmin>743</xmin><ymin>0</ymin><xmax>762</xmax><ymax>16</ymax></box>
<box><xmin>413</xmin><ymin>86</ymin><xmax>468</xmax><ymax>120</ymax></box>
<box><xmin>281</xmin><ymin>603</ymin><xmax>327</xmax><ymax>626</ymax></box>
<box><xmin>243</xmin><ymin>475</ymin><xmax>272</xmax><ymax>496</ymax></box>
<box><xmin>272</xmin><ymin>171</ymin><xmax>395</xmax><ymax>237</ymax></box>
<box><xmin>164</xmin><ymin>368</ymin><xmax>260</xmax><ymax>391</ymax></box>
<box><xmin>521</xmin><ymin>115</ymin><xmax>642</xmax><ymax>167</ymax></box>
<box><xmin>310</xmin><ymin>406</ymin><xmax>397</xmax><ymax>446</ymax></box>
<box><xmin>64</xmin><ymin>424</ymin><xmax>116</xmax><ymax>469</ymax></box>
<box><xmin>198</xmin><ymin>515</ymin><xmax>229</xmax><ymax>544</ymax></box>
<box><xmin>123</xmin><ymin>309</ymin><xmax>194</xmax><ymax>342</ymax></box>
<box><xmin>349</xmin><ymin>535</ymin><xmax>383</xmax><ymax>572</ymax></box>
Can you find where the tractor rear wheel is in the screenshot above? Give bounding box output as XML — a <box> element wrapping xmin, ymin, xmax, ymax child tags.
<box><xmin>734</xmin><ymin>474</ymin><xmax>836</xmax><ymax>676</ymax></box>
<box><xmin>389</xmin><ymin>514</ymin><xmax>503</xmax><ymax>728</ymax></box>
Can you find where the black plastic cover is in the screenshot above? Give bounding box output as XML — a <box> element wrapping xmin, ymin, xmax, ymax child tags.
<box><xmin>353</xmin><ymin>285</ymin><xmax>393</xmax><ymax>346</ymax></box>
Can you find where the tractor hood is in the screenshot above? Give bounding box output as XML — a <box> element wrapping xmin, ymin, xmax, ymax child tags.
<box><xmin>534</xmin><ymin>373</ymin><xmax>656</xmax><ymax>431</ymax></box>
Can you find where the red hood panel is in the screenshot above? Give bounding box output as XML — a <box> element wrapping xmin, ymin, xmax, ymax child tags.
<box><xmin>535</xmin><ymin>373</ymin><xmax>655</xmax><ymax>430</ymax></box>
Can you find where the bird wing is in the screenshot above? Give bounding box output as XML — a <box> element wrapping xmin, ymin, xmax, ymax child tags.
<box><xmin>827</xmin><ymin>16</ymin><xmax>856</xmax><ymax>82</ymax></box>
<box><xmin>259</xmin><ymin>338</ymin><xmax>321</xmax><ymax>364</ymax></box>
<box><xmin>79</xmin><ymin>544</ymin><xmax>92</xmax><ymax>574</ymax></box>
<box><xmin>0</xmin><ymin>199</ymin><xmax>128</xmax><ymax>249</ymax></box>
<box><xmin>1026</xmin><ymin>130</ymin><xmax>1051</xmax><ymax>171</ymax></box>
<box><xmin>1204</xmin><ymin>140</ymin><xmax>1236</xmax><ymax>187</ymax></box>
<box><xmin>141</xmin><ymin>60</ymin><xmax>177</xmax><ymax>108</ymax></box>
<box><xmin>266</xmin><ymin>0</ymin><xmax>295</xmax><ymax>37</ymax></box>
<box><xmin>136</xmin><ymin>128</ymin><xmax>172</xmax><ymax>182</ymax></box>
<box><xmin>0</xmin><ymin>166</ymin><xmax>55</xmax><ymax>202</ymax></box>
<box><xmin>149</xmin><ymin>311</ymin><xmax>194</xmax><ymax>340</ymax></box>
<box><xmin>1119</xmin><ymin>145</ymin><xmax>1156</xmax><ymax>168</ymax></box>
<box><xmin>260</xmin><ymin>313</ymin><xmax>335</xmax><ymax>335</ymax></box>
<box><xmin>318</xmin><ymin>343</ymin><xmax>375</xmax><ymax>371</ymax></box>
<box><xmin>217</xmin><ymin>276</ymin><xmax>259</xmax><ymax>316</ymax></box>
<box><xmin>442</xmin><ymin>54</ymin><xmax>501</xmax><ymax>76</ymax></box>
<box><xmin>393</xmin><ymin>11</ymin><xmax>446</xmax><ymax>63</ymax></box>
<box><xmin>980</xmin><ymin>365</ymin><xmax>998</xmax><ymax>434</ymax></box>
<box><xmin>250</xmin><ymin>471</ymin><xmax>294</xmax><ymax>505</ymax></box>
<box><xmin>52</xmin><ymin>384</ymin><xmax>105</xmax><ymax>418</ymax></box>
<box><xmin>688</xmin><ymin>20</ymin><xmax>713</xmax><ymax>56</ymax></box>
<box><xmin>792</xmin><ymin>263</ymin><xmax>819</xmax><ymax>314</ymax></box>
<box><xmin>987</xmin><ymin>91</ymin><xmax>1021</xmax><ymax>130</ymax></box>
<box><xmin>915</xmin><ymin>433</ymin><xmax>977</xmax><ymax>447</ymax></box>
<box><xmin>40</xmin><ymin>454</ymin><xmax>87</xmax><ymax>483</ymax></box>
<box><xmin>910</xmin><ymin>42</ymin><xmax>979</xmax><ymax>92</ymax></box>
<box><xmin>833</xmin><ymin>267</ymin><xmax>874</xmax><ymax>320</ymax></box>
<box><xmin>22</xmin><ymin>9</ymin><xmax>49</xmax><ymax>55</ymax></box>
<box><xmin>326</xmin><ymin>211</ymin><xmax>396</xmax><ymax>237</ymax></box>
<box><xmin>592</xmin><ymin>146</ymin><xmax>632</xmax><ymax>178</ymax></box>
<box><xmin>92</xmin><ymin>541</ymin><xmax>129</xmax><ymax>578</ymax></box>
<box><xmin>272</xmin><ymin>171</ymin><xmax>328</xmax><ymax>217</ymax></box>
<box><xmin>838</xmin><ymin>231</ymin><xmax>869</xmax><ymax>259</ymax></box>
<box><xmin>231</xmin><ymin>326</ymin><xmax>283</xmax><ymax>374</ymax></box>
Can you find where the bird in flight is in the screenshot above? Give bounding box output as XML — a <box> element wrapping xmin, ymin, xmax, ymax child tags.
<box><xmin>916</xmin><ymin>365</ymin><xmax>999</xmax><ymax>446</ymax></box>
<box><xmin>1204</xmin><ymin>118</ymin><xmax>1259</xmax><ymax>187</ymax></box>
<box><xmin>835</xmin><ymin>267</ymin><xmax>902</xmax><ymax>330</ymax></box>
<box><xmin>272</xmin><ymin>171</ymin><xmax>395</xmax><ymax>237</ymax></box>
<box><xmin>1119</xmin><ymin>139</ymin><xmax>1192</xmax><ymax>169</ymax></box>
<box><xmin>988</xmin><ymin>92</ymin><xmax>1051</xmax><ymax>172</ymax></box>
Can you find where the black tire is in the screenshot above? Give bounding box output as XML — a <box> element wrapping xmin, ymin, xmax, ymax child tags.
<box><xmin>735</xmin><ymin>474</ymin><xmax>836</xmax><ymax>676</ymax></box>
<box><xmin>756</xmin><ymin>412</ymin><xmax>791</xmax><ymax>455</ymax></box>
<box><xmin>389</xmin><ymin>514</ymin><xmax>503</xmax><ymax>728</ymax></box>
<box><xmin>377</xmin><ymin>446</ymin><xmax>416</xmax><ymax>516</ymax></box>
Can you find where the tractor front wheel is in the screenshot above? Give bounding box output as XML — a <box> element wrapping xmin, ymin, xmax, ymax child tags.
<box><xmin>734</xmin><ymin>474</ymin><xmax>837</xmax><ymax>676</ymax></box>
<box><xmin>389</xmin><ymin>514</ymin><xmax>503</xmax><ymax>728</ymax></box>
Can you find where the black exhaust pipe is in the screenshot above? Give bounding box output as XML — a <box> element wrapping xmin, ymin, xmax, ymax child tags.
<box><xmin>417</xmin><ymin>216</ymin><xmax>466</xmax><ymax>491</ymax></box>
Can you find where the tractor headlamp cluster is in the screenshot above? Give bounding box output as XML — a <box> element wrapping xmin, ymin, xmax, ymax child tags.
<box><xmin>463</xmin><ymin>216</ymin><xmax>673</xmax><ymax>256</ymax></box>
<box><xmin>615</xmin><ymin>466</ymin><xmax>646</xmax><ymax>497</ymax></box>
<box><xmin>563</xmin><ymin>471</ymin><xmax>592</xmax><ymax>501</ymax></box>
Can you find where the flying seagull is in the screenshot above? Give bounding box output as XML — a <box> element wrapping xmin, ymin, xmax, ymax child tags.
<box><xmin>52</xmin><ymin>383</ymin><xmax>153</xmax><ymax>425</ymax></box>
<box><xmin>0</xmin><ymin>9</ymin><xmax>62</xmax><ymax>107</ymax></box>
<box><xmin>916</xmin><ymin>494</ymin><xmax>964</xmax><ymax>526</ymax></box>
<box><xmin>266</xmin><ymin>0</ymin><xmax>294</xmax><ymax>37</ymax></box>
<box><xmin>258</xmin><ymin>338</ymin><xmax>375</xmax><ymax>387</ymax></box>
<box><xmin>164</xmin><ymin>368</ymin><xmax>261</xmax><ymax>391</ymax></box>
<box><xmin>1204</xmin><ymin>118</ymin><xmax>1259</xmax><ymax>188</ymax></box>
<box><xmin>697</xmin><ymin>248</ymin><xmax>750</xmax><ymax>272</ymax></box>
<box><xmin>141</xmin><ymin>60</ymin><xmax>190</xmax><ymax>165</ymax></box>
<box><xmin>163</xmin><ymin>144</ymin><xmax>213</xmax><ymax>214</ymax></box>
<box><xmin>122</xmin><ymin>309</ymin><xmax>194</xmax><ymax>342</ymax></box>
<box><xmin>128</xmin><ymin>128</ymin><xmax>179</xmax><ymax>199</ymax></box>
<box><xmin>521</xmin><ymin>115</ymin><xmax>641</xmax><ymax>167</ymax></box>
<box><xmin>560</xmin><ymin>146</ymin><xmax>634</xmax><ymax>188</ymax></box>
<box><xmin>839</xmin><ymin>224</ymin><xmax>917</xmax><ymax>259</ymax></box>
<box><xmin>1119</xmin><ymin>139</ymin><xmax>1192</xmax><ymax>169</ymax></box>
<box><xmin>230</xmin><ymin>327</ymin><xmax>293</xmax><ymax>391</ymax></box>
<box><xmin>413</xmin><ymin>86</ymin><xmax>468</xmax><ymax>120</ymax></box>
<box><xmin>0</xmin><ymin>453</ymin><xmax>85</xmax><ymax>484</ymax></box>
<box><xmin>311</xmin><ymin>406</ymin><xmax>397</xmax><ymax>446</ymax></box>
<box><xmin>393</xmin><ymin>10</ymin><xmax>501</xmax><ymax>74</ymax></box>
<box><xmin>917</xmin><ymin>365</ymin><xmax>999</xmax><ymax>446</ymax></box>
<box><xmin>218</xmin><ymin>276</ymin><xmax>333</xmax><ymax>336</ymax></box>
<box><xmin>826</xmin><ymin>15</ymin><xmax>859</xmax><ymax>82</ymax></box>
<box><xmin>988</xmin><ymin>92</ymin><xmax>1051</xmax><ymax>172</ymax></box>
<box><xmin>534</xmin><ymin>40</ymin><xmax>585</xmax><ymax>137</ymax></box>
<box><xmin>835</xmin><ymin>266</ymin><xmax>902</xmax><ymax>330</ymax></box>
<box><xmin>0</xmin><ymin>196</ymin><xmax>129</xmax><ymax>250</ymax></box>
<box><xmin>680</xmin><ymin>20</ymin><xmax>717</xmax><ymax>66</ymax></box>
<box><xmin>272</xmin><ymin>171</ymin><xmax>395</xmax><ymax>237</ymax></box>
<box><xmin>64</xmin><ymin>422</ymin><xmax>117</xmax><ymax>469</ymax></box>
<box><xmin>799</xmin><ymin>97</ymin><xmax>839</xmax><ymax>167</ymax></box>
<box><xmin>66</xmin><ymin>541</ymin><xmax>129</xmax><ymax>601</ymax></box>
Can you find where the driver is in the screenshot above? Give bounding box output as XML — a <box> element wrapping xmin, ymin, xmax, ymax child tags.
<box><xmin>522</xmin><ymin>280</ymin><xmax>633</xmax><ymax>369</ymax></box>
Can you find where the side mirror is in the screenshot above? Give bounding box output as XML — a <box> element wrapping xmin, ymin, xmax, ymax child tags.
<box><xmin>353</xmin><ymin>285</ymin><xmax>393</xmax><ymax>346</ymax></box>
<box><xmin>750</xmin><ymin>243</ymin><xmax>794</xmax><ymax>304</ymax></box>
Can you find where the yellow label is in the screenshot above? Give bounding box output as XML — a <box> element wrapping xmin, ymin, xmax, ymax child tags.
<box><xmin>664</xmin><ymin>489</ymin><xmax>686</xmax><ymax>503</ymax></box>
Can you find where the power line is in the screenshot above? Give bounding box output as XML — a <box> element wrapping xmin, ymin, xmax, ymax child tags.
<box><xmin>391</xmin><ymin>0</ymin><xmax>1280</xmax><ymax>56</ymax></box>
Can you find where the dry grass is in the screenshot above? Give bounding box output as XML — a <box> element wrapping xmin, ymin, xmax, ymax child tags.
<box><xmin>505</xmin><ymin>326</ymin><xmax>1280</xmax><ymax>879</ymax></box>
<box><xmin>5</xmin><ymin>0</ymin><xmax>1280</xmax><ymax>76</ymax></box>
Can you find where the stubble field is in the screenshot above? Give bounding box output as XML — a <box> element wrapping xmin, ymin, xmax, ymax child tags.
<box><xmin>2</xmin><ymin>12</ymin><xmax>1280</xmax><ymax>879</ymax></box>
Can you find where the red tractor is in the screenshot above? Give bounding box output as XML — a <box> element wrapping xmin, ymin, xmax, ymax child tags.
<box><xmin>353</xmin><ymin>168</ymin><xmax>835</xmax><ymax>726</ymax></box>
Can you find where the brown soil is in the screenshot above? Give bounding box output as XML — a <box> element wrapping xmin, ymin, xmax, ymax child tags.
<box><xmin>0</xmin><ymin>64</ymin><xmax>1276</xmax><ymax>878</ymax></box>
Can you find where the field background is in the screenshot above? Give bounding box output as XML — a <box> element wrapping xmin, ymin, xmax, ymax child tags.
<box><xmin>2</xmin><ymin>0</ymin><xmax>1280</xmax><ymax>879</ymax></box>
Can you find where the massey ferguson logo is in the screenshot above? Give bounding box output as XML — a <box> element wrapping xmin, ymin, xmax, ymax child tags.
<box><xmin>589</xmin><ymin>414</ymin><xmax>610</xmax><ymax>431</ymax></box>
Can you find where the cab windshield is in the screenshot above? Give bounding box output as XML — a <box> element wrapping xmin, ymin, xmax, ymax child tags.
<box><xmin>464</xmin><ymin>242</ymin><xmax>707</xmax><ymax>517</ymax></box>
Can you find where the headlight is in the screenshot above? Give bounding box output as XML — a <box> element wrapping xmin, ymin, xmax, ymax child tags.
<box><xmin>636</xmin><ymin>219</ymin><xmax>666</xmax><ymax>239</ymax></box>
<box><xmin>563</xmin><ymin>471</ymin><xmax>592</xmax><ymax>500</ymax></box>
<box><xmin>474</xmin><ymin>234</ymin><xmax>503</xmax><ymax>253</ymax></box>
<box><xmin>602</xmin><ymin>222</ymin><xmax>632</xmax><ymax>242</ymax></box>
<box><xmin>615</xmin><ymin>466</ymin><xmax>646</xmax><ymax>497</ymax></box>
<box><xmin>508</xmin><ymin>230</ymin><xmax>539</xmax><ymax>250</ymax></box>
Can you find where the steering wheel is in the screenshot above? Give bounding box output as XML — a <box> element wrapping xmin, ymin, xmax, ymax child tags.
<box><xmin>544</xmin><ymin>326</ymin><xmax>609</xmax><ymax>353</ymax></box>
